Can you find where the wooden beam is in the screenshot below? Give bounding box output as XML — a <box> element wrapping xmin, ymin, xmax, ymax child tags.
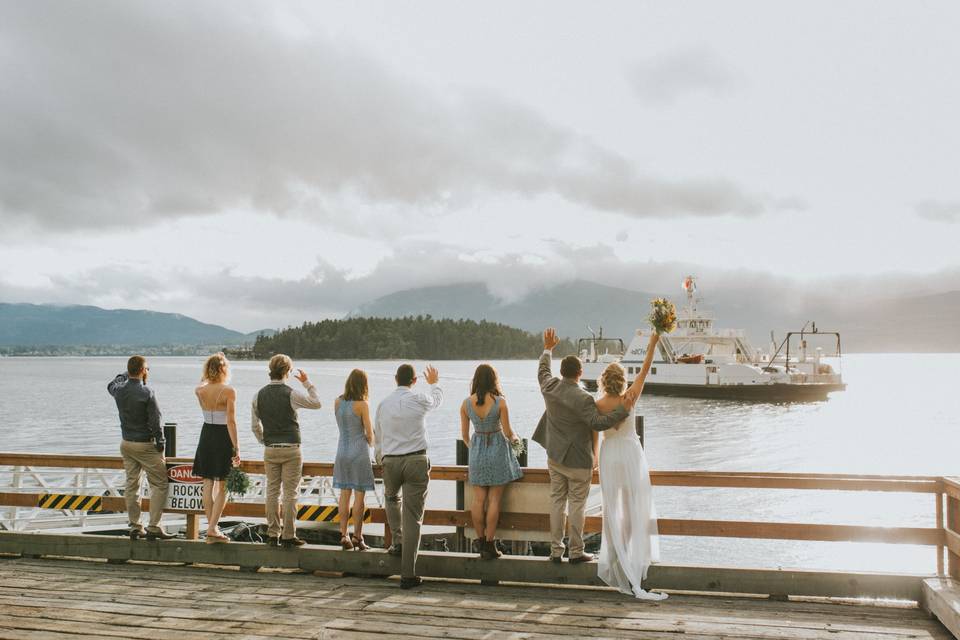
<box><xmin>0</xmin><ymin>452</ymin><xmax>943</xmax><ymax>493</ymax></box>
<box><xmin>0</xmin><ymin>492</ymin><xmax>945</xmax><ymax>546</ymax></box>
<box><xmin>921</xmin><ymin>578</ymin><xmax>960</xmax><ymax>639</ymax></box>
<box><xmin>944</xmin><ymin>477</ymin><xmax>960</xmax><ymax>501</ymax></box>
<box><xmin>0</xmin><ymin>531</ymin><xmax>929</xmax><ymax>601</ymax></box>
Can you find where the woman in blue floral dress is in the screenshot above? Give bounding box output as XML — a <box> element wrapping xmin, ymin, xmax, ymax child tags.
<box><xmin>333</xmin><ymin>369</ymin><xmax>375</xmax><ymax>550</ymax></box>
<box><xmin>460</xmin><ymin>364</ymin><xmax>523</xmax><ymax>559</ymax></box>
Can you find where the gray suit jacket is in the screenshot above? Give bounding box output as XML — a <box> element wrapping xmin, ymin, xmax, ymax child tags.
<box><xmin>531</xmin><ymin>351</ymin><xmax>628</xmax><ymax>469</ymax></box>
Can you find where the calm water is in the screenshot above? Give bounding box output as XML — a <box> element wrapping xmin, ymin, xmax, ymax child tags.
<box><xmin>0</xmin><ymin>354</ymin><xmax>956</xmax><ymax>572</ymax></box>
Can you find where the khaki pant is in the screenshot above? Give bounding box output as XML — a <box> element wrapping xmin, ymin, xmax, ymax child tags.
<box><xmin>382</xmin><ymin>454</ymin><xmax>430</xmax><ymax>579</ymax></box>
<box><xmin>264</xmin><ymin>446</ymin><xmax>303</xmax><ymax>539</ymax></box>
<box><xmin>120</xmin><ymin>440</ymin><xmax>169</xmax><ymax>531</ymax></box>
<box><xmin>547</xmin><ymin>458</ymin><xmax>592</xmax><ymax>558</ymax></box>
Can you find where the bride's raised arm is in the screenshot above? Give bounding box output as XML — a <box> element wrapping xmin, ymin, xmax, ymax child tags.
<box><xmin>625</xmin><ymin>333</ymin><xmax>660</xmax><ymax>399</ymax></box>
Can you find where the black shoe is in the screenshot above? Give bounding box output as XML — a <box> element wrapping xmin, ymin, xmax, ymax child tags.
<box><xmin>387</xmin><ymin>544</ymin><xmax>402</xmax><ymax>556</ymax></box>
<box><xmin>265</xmin><ymin>536</ymin><xmax>281</xmax><ymax>547</ymax></box>
<box><xmin>145</xmin><ymin>529</ymin><xmax>176</xmax><ymax>541</ymax></box>
<box><xmin>399</xmin><ymin>576</ymin><xmax>422</xmax><ymax>590</ymax></box>
<box><xmin>281</xmin><ymin>537</ymin><xmax>306</xmax><ymax>548</ymax></box>
<box><xmin>128</xmin><ymin>527</ymin><xmax>145</xmax><ymax>540</ymax></box>
<box><xmin>568</xmin><ymin>552</ymin><xmax>595</xmax><ymax>564</ymax></box>
<box><xmin>549</xmin><ymin>555</ymin><xmax>563</xmax><ymax>564</ymax></box>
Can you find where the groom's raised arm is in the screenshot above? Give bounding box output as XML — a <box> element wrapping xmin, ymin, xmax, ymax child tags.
<box><xmin>538</xmin><ymin>351</ymin><xmax>553</xmax><ymax>390</ymax></box>
<box><xmin>581</xmin><ymin>395</ymin><xmax>629</xmax><ymax>432</ymax></box>
<box><xmin>539</xmin><ymin>327</ymin><xmax>560</xmax><ymax>391</ymax></box>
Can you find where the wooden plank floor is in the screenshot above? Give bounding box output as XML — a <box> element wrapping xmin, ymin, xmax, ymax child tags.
<box><xmin>0</xmin><ymin>557</ymin><xmax>951</xmax><ymax>640</ymax></box>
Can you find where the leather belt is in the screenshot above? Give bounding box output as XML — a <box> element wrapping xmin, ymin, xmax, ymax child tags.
<box><xmin>383</xmin><ymin>449</ymin><xmax>427</xmax><ymax>458</ymax></box>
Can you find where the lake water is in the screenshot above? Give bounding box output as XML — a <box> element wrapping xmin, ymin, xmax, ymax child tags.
<box><xmin>0</xmin><ymin>354</ymin><xmax>956</xmax><ymax>573</ymax></box>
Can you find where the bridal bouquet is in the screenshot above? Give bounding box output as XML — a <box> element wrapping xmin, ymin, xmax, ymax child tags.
<box><xmin>510</xmin><ymin>438</ymin><xmax>526</xmax><ymax>459</ymax></box>
<box><xmin>226</xmin><ymin>467</ymin><xmax>251</xmax><ymax>498</ymax></box>
<box><xmin>648</xmin><ymin>298</ymin><xmax>678</xmax><ymax>334</ymax></box>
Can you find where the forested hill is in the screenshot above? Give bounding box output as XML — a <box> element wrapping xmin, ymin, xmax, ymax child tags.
<box><xmin>252</xmin><ymin>316</ymin><xmax>575</xmax><ymax>360</ymax></box>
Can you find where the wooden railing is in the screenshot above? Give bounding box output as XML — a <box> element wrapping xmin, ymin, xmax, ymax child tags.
<box><xmin>0</xmin><ymin>452</ymin><xmax>955</xmax><ymax>578</ymax></box>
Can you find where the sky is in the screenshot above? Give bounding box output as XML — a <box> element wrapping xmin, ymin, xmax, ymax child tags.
<box><xmin>1</xmin><ymin>1</ymin><xmax>959</xmax><ymax>331</ymax></box>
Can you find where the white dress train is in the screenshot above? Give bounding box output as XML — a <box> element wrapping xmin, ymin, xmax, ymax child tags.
<box><xmin>598</xmin><ymin>415</ymin><xmax>667</xmax><ymax>601</ymax></box>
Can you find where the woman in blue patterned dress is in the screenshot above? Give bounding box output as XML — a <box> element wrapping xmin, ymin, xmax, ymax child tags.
<box><xmin>333</xmin><ymin>369</ymin><xmax>375</xmax><ymax>550</ymax></box>
<box><xmin>460</xmin><ymin>364</ymin><xmax>523</xmax><ymax>559</ymax></box>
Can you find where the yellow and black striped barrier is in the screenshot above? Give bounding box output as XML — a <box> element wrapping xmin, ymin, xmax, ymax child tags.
<box><xmin>296</xmin><ymin>504</ymin><xmax>371</xmax><ymax>523</ymax></box>
<box><xmin>37</xmin><ymin>493</ymin><xmax>102</xmax><ymax>512</ymax></box>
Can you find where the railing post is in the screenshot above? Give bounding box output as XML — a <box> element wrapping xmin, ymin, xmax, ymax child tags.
<box><xmin>163</xmin><ymin>423</ymin><xmax>177</xmax><ymax>458</ymax></box>
<box><xmin>948</xmin><ymin>493</ymin><xmax>960</xmax><ymax>579</ymax></box>
<box><xmin>936</xmin><ymin>492</ymin><xmax>944</xmax><ymax>576</ymax></box>
<box><xmin>456</xmin><ymin>440</ymin><xmax>468</xmax><ymax>553</ymax></box>
<box><xmin>635</xmin><ymin>415</ymin><xmax>644</xmax><ymax>448</ymax></box>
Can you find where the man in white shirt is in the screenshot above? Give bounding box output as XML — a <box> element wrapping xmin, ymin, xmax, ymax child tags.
<box><xmin>374</xmin><ymin>363</ymin><xmax>442</xmax><ymax>589</ymax></box>
<box><xmin>251</xmin><ymin>354</ymin><xmax>323</xmax><ymax>547</ymax></box>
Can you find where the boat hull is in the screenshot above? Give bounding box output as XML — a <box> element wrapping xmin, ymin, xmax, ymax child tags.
<box><xmin>582</xmin><ymin>380</ymin><xmax>846</xmax><ymax>402</ymax></box>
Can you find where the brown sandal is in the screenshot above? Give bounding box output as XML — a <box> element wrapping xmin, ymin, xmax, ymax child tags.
<box><xmin>340</xmin><ymin>535</ymin><xmax>354</xmax><ymax>550</ymax></box>
<box><xmin>350</xmin><ymin>534</ymin><xmax>369</xmax><ymax>551</ymax></box>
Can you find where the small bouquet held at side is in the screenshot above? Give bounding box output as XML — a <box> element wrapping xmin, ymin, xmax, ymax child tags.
<box><xmin>510</xmin><ymin>437</ymin><xmax>526</xmax><ymax>459</ymax></box>
<box><xmin>648</xmin><ymin>298</ymin><xmax>678</xmax><ymax>334</ymax></box>
<box><xmin>226</xmin><ymin>466</ymin><xmax>250</xmax><ymax>498</ymax></box>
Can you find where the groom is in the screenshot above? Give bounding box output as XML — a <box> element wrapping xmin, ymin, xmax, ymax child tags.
<box><xmin>532</xmin><ymin>327</ymin><xmax>637</xmax><ymax>563</ymax></box>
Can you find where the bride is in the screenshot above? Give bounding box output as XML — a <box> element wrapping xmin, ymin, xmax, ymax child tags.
<box><xmin>594</xmin><ymin>332</ymin><xmax>667</xmax><ymax>601</ymax></box>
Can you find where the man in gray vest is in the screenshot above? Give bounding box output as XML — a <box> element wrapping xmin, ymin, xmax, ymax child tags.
<box><xmin>252</xmin><ymin>354</ymin><xmax>323</xmax><ymax>547</ymax></box>
<box><xmin>532</xmin><ymin>328</ymin><xmax>637</xmax><ymax>563</ymax></box>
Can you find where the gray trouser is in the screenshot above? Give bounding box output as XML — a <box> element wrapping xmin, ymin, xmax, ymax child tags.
<box><xmin>120</xmin><ymin>440</ymin><xmax>169</xmax><ymax>531</ymax></box>
<box><xmin>382</xmin><ymin>454</ymin><xmax>430</xmax><ymax>579</ymax></box>
<box><xmin>264</xmin><ymin>446</ymin><xmax>303</xmax><ymax>539</ymax></box>
<box><xmin>547</xmin><ymin>458</ymin><xmax>592</xmax><ymax>558</ymax></box>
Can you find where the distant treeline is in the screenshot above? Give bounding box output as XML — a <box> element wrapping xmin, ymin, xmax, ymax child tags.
<box><xmin>251</xmin><ymin>316</ymin><xmax>576</xmax><ymax>360</ymax></box>
<box><xmin>0</xmin><ymin>344</ymin><xmax>232</xmax><ymax>357</ymax></box>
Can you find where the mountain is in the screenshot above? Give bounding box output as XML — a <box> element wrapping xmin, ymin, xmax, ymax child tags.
<box><xmin>0</xmin><ymin>303</ymin><xmax>260</xmax><ymax>347</ymax></box>
<box><xmin>352</xmin><ymin>281</ymin><xmax>960</xmax><ymax>353</ymax></box>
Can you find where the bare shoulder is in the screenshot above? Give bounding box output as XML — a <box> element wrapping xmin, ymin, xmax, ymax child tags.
<box><xmin>353</xmin><ymin>399</ymin><xmax>368</xmax><ymax>416</ymax></box>
<box><xmin>497</xmin><ymin>395</ymin><xmax>508</xmax><ymax>408</ymax></box>
<box><xmin>594</xmin><ymin>394</ymin><xmax>620</xmax><ymax>414</ymax></box>
<box><xmin>223</xmin><ymin>385</ymin><xmax>237</xmax><ymax>398</ymax></box>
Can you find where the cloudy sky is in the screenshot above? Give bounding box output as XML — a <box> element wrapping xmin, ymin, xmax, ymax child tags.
<box><xmin>2</xmin><ymin>1</ymin><xmax>959</xmax><ymax>331</ymax></box>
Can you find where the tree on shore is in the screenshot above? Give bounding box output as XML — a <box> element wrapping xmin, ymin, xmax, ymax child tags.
<box><xmin>251</xmin><ymin>316</ymin><xmax>576</xmax><ymax>360</ymax></box>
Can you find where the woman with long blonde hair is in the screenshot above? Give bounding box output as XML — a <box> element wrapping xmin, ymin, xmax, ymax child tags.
<box><xmin>192</xmin><ymin>352</ymin><xmax>239</xmax><ymax>544</ymax></box>
<box><xmin>333</xmin><ymin>369</ymin><xmax>375</xmax><ymax>550</ymax></box>
<box><xmin>594</xmin><ymin>333</ymin><xmax>667</xmax><ymax>600</ymax></box>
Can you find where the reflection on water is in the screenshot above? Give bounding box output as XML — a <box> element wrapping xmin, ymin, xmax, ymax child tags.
<box><xmin>0</xmin><ymin>353</ymin><xmax>957</xmax><ymax>572</ymax></box>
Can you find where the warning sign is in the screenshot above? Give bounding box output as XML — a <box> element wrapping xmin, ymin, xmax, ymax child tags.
<box><xmin>165</xmin><ymin>463</ymin><xmax>204</xmax><ymax>512</ymax></box>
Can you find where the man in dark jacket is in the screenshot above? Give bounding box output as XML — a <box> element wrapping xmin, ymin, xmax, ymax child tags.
<box><xmin>107</xmin><ymin>355</ymin><xmax>173</xmax><ymax>540</ymax></box>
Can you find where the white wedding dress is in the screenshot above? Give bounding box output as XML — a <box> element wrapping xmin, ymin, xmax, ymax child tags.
<box><xmin>598</xmin><ymin>414</ymin><xmax>667</xmax><ymax>600</ymax></box>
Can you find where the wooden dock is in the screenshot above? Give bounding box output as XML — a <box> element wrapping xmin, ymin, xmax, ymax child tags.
<box><xmin>0</xmin><ymin>555</ymin><xmax>952</xmax><ymax>640</ymax></box>
<box><xmin>2</xmin><ymin>453</ymin><xmax>959</xmax><ymax>637</ymax></box>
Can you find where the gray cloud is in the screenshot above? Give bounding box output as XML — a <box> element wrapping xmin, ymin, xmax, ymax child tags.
<box><xmin>0</xmin><ymin>3</ymin><xmax>793</xmax><ymax>234</ymax></box>
<box><xmin>916</xmin><ymin>200</ymin><xmax>960</xmax><ymax>223</ymax></box>
<box><xmin>629</xmin><ymin>48</ymin><xmax>742</xmax><ymax>105</ymax></box>
<box><xmin>8</xmin><ymin>238</ymin><xmax>960</xmax><ymax>332</ymax></box>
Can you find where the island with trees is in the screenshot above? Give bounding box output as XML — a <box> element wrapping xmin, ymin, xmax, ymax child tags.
<box><xmin>246</xmin><ymin>316</ymin><xmax>575</xmax><ymax>360</ymax></box>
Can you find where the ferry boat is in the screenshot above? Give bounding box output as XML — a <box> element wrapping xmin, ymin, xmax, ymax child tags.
<box><xmin>579</xmin><ymin>277</ymin><xmax>846</xmax><ymax>402</ymax></box>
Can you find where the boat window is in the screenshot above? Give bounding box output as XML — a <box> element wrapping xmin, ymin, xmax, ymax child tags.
<box><xmin>651</xmin><ymin>368</ymin><xmax>657</xmax><ymax>375</ymax></box>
